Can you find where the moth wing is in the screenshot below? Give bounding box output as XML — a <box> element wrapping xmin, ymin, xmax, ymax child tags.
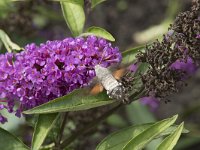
<box><xmin>89</xmin><ymin>66</ymin><xmax>127</xmax><ymax>95</ymax></box>
<box><xmin>90</xmin><ymin>83</ymin><xmax>104</xmax><ymax>95</ymax></box>
<box><xmin>112</xmin><ymin>68</ymin><xmax>126</xmax><ymax>80</ymax></box>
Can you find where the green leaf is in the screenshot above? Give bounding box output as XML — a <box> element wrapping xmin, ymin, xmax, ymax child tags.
<box><xmin>91</xmin><ymin>0</ymin><xmax>106</xmax><ymax>8</ymax></box>
<box><xmin>0</xmin><ymin>29</ymin><xmax>22</xmax><ymax>52</ymax></box>
<box><xmin>23</xmin><ymin>89</ymin><xmax>114</xmax><ymax>114</ymax></box>
<box><xmin>96</xmin><ymin>124</ymin><xmax>151</xmax><ymax>150</ymax></box>
<box><xmin>158</xmin><ymin>123</ymin><xmax>188</xmax><ymax>137</ymax></box>
<box><xmin>123</xmin><ymin>115</ymin><xmax>178</xmax><ymax>150</ymax></box>
<box><xmin>126</xmin><ymin>101</ymin><xmax>156</xmax><ymax>125</ymax></box>
<box><xmin>31</xmin><ymin>113</ymin><xmax>59</xmax><ymax>150</ymax></box>
<box><xmin>53</xmin><ymin>0</ymin><xmax>84</xmax><ymax>5</ymax></box>
<box><xmin>157</xmin><ymin>122</ymin><xmax>184</xmax><ymax>150</ymax></box>
<box><xmin>0</xmin><ymin>127</ymin><xmax>29</xmax><ymax>150</ymax></box>
<box><xmin>121</xmin><ymin>45</ymin><xmax>145</xmax><ymax>65</ymax></box>
<box><xmin>60</xmin><ymin>0</ymin><xmax>85</xmax><ymax>36</ymax></box>
<box><xmin>80</xmin><ymin>26</ymin><xmax>115</xmax><ymax>41</ymax></box>
<box><xmin>126</xmin><ymin>100</ymin><xmax>157</xmax><ymax>150</ymax></box>
<box><xmin>96</xmin><ymin>121</ymin><xmax>188</xmax><ymax>150</ymax></box>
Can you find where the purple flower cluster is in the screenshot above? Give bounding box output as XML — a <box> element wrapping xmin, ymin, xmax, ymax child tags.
<box><xmin>0</xmin><ymin>36</ymin><xmax>121</xmax><ymax>123</ymax></box>
<box><xmin>170</xmin><ymin>57</ymin><xmax>197</xmax><ymax>77</ymax></box>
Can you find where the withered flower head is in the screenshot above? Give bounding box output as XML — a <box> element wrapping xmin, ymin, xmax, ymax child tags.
<box><xmin>136</xmin><ymin>0</ymin><xmax>200</xmax><ymax>102</ymax></box>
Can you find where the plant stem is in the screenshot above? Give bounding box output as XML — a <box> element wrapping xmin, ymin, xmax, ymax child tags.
<box><xmin>60</xmin><ymin>103</ymin><xmax>122</xmax><ymax>149</ymax></box>
<box><xmin>58</xmin><ymin>112</ymin><xmax>68</xmax><ymax>144</ymax></box>
<box><xmin>54</xmin><ymin>113</ymin><xmax>68</xmax><ymax>150</ymax></box>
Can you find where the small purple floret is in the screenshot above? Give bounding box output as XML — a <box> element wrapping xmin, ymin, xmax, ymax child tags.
<box><xmin>0</xmin><ymin>36</ymin><xmax>121</xmax><ymax>122</ymax></box>
<box><xmin>170</xmin><ymin>57</ymin><xmax>197</xmax><ymax>76</ymax></box>
<box><xmin>0</xmin><ymin>115</ymin><xmax>7</xmax><ymax>124</ymax></box>
<box><xmin>140</xmin><ymin>96</ymin><xmax>160</xmax><ymax>111</ymax></box>
<box><xmin>129</xmin><ymin>63</ymin><xmax>138</xmax><ymax>72</ymax></box>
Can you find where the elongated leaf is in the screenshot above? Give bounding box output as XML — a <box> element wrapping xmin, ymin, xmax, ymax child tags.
<box><xmin>23</xmin><ymin>89</ymin><xmax>114</xmax><ymax>114</ymax></box>
<box><xmin>31</xmin><ymin>113</ymin><xmax>59</xmax><ymax>150</ymax></box>
<box><xmin>96</xmin><ymin>124</ymin><xmax>151</xmax><ymax>150</ymax></box>
<box><xmin>126</xmin><ymin>100</ymin><xmax>157</xmax><ymax>150</ymax></box>
<box><xmin>11</xmin><ymin>0</ymin><xmax>24</xmax><ymax>1</ymax></box>
<box><xmin>157</xmin><ymin>122</ymin><xmax>184</xmax><ymax>150</ymax></box>
<box><xmin>0</xmin><ymin>127</ymin><xmax>29</xmax><ymax>150</ymax></box>
<box><xmin>53</xmin><ymin>0</ymin><xmax>83</xmax><ymax>5</ymax></box>
<box><xmin>96</xmin><ymin>122</ymin><xmax>188</xmax><ymax>150</ymax></box>
<box><xmin>80</xmin><ymin>26</ymin><xmax>115</xmax><ymax>41</ymax></box>
<box><xmin>158</xmin><ymin>123</ymin><xmax>188</xmax><ymax>137</ymax></box>
<box><xmin>92</xmin><ymin>0</ymin><xmax>106</xmax><ymax>8</ymax></box>
<box><xmin>60</xmin><ymin>0</ymin><xmax>85</xmax><ymax>36</ymax></box>
<box><xmin>121</xmin><ymin>45</ymin><xmax>145</xmax><ymax>65</ymax></box>
<box><xmin>0</xmin><ymin>29</ymin><xmax>22</xmax><ymax>52</ymax></box>
<box><xmin>123</xmin><ymin>115</ymin><xmax>178</xmax><ymax>150</ymax></box>
<box><xmin>131</xmin><ymin>103</ymin><xmax>158</xmax><ymax>150</ymax></box>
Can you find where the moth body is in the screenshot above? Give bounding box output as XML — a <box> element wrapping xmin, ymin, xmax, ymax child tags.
<box><xmin>94</xmin><ymin>65</ymin><xmax>128</xmax><ymax>102</ymax></box>
<box><xmin>94</xmin><ymin>65</ymin><xmax>119</xmax><ymax>91</ymax></box>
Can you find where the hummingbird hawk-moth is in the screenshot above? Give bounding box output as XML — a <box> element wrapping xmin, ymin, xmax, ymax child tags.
<box><xmin>90</xmin><ymin>64</ymin><xmax>132</xmax><ymax>104</ymax></box>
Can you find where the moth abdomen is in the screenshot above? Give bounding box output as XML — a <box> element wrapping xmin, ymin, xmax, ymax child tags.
<box><xmin>94</xmin><ymin>65</ymin><xmax>130</xmax><ymax>103</ymax></box>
